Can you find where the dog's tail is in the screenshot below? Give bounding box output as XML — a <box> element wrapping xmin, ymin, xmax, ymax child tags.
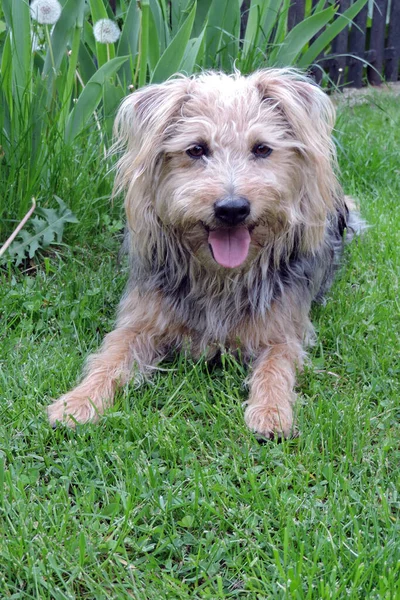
<box><xmin>344</xmin><ymin>195</ymin><xmax>368</xmax><ymax>242</ymax></box>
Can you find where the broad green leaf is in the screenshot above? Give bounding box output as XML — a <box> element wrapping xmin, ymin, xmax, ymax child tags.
<box><xmin>192</xmin><ymin>0</ymin><xmax>212</xmax><ymax>37</ymax></box>
<box><xmin>171</xmin><ymin>0</ymin><xmax>192</xmax><ymax>34</ymax></box>
<box><xmin>2</xmin><ymin>0</ymin><xmax>11</xmax><ymax>27</ymax></box>
<box><xmin>313</xmin><ymin>0</ymin><xmax>327</xmax><ymax>13</ymax></box>
<box><xmin>299</xmin><ymin>0</ymin><xmax>369</xmax><ymax>67</ymax></box>
<box><xmin>65</xmin><ymin>56</ymin><xmax>129</xmax><ymax>144</ymax></box>
<box><xmin>272</xmin><ymin>0</ymin><xmax>291</xmax><ymax>47</ymax></box>
<box><xmin>271</xmin><ymin>4</ymin><xmax>337</xmax><ymax>66</ymax></box>
<box><xmin>180</xmin><ymin>26</ymin><xmax>206</xmax><ymax>74</ymax></box>
<box><xmin>83</xmin><ymin>19</ymin><xmax>97</xmax><ymax>56</ymax></box>
<box><xmin>148</xmin><ymin>9</ymin><xmax>161</xmax><ymax>71</ymax></box>
<box><xmin>220</xmin><ymin>0</ymin><xmax>241</xmax><ymax>71</ymax></box>
<box><xmin>11</xmin><ymin>0</ymin><xmax>31</xmax><ymax>106</ymax></box>
<box><xmin>117</xmin><ymin>0</ymin><xmax>140</xmax><ymax>83</ymax></box>
<box><xmin>262</xmin><ymin>0</ymin><xmax>285</xmax><ymax>46</ymax></box>
<box><xmin>149</xmin><ymin>0</ymin><xmax>168</xmax><ymax>52</ymax></box>
<box><xmin>206</xmin><ymin>0</ymin><xmax>229</xmax><ymax>67</ymax></box>
<box><xmin>243</xmin><ymin>0</ymin><xmax>276</xmax><ymax>57</ymax></box>
<box><xmin>103</xmin><ymin>81</ymin><xmax>125</xmax><ymax>139</ymax></box>
<box><xmin>78</xmin><ymin>41</ymin><xmax>96</xmax><ymax>84</ymax></box>
<box><xmin>1</xmin><ymin>32</ymin><xmax>13</xmax><ymax>116</ymax></box>
<box><xmin>150</xmin><ymin>1</ymin><xmax>197</xmax><ymax>83</ymax></box>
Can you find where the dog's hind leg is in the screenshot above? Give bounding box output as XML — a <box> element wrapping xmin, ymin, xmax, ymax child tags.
<box><xmin>47</xmin><ymin>289</ymin><xmax>176</xmax><ymax>427</ymax></box>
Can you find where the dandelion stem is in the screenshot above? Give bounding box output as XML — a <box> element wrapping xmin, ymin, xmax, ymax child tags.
<box><xmin>60</xmin><ymin>24</ymin><xmax>81</xmax><ymax>134</ymax></box>
<box><xmin>44</xmin><ymin>25</ymin><xmax>56</xmax><ymax>75</ymax></box>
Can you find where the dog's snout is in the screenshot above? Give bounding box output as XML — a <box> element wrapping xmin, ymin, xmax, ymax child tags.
<box><xmin>214</xmin><ymin>197</ymin><xmax>251</xmax><ymax>225</ymax></box>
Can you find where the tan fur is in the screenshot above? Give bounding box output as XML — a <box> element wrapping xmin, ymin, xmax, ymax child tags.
<box><xmin>48</xmin><ymin>69</ymin><xmax>352</xmax><ymax>438</ymax></box>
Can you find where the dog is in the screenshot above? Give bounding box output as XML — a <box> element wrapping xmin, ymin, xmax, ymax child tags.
<box><xmin>48</xmin><ymin>69</ymin><xmax>362</xmax><ymax>438</ymax></box>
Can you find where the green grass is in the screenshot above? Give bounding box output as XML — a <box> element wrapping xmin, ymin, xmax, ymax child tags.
<box><xmin>0</xmin><ymin>93</ymin><xmax>399</xmax><ymax>599</ymax></box>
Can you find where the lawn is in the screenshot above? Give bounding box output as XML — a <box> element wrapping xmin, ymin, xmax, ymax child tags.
<box><xmin>0</xmin><ymin>91</ymin><xmax>399</xmax><ymax>599</ymax></box>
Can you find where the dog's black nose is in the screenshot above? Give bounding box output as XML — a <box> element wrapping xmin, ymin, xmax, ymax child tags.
<box><xmin>214</xmin><ymin>197</ymin><xmax>251</xmax><ymax>225</ymax></box>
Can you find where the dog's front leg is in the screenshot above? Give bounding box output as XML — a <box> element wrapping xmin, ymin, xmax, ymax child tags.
<box><xmin>48</xmin><ymin>290</ymin><xmax>173</xmax><ymax>427</ymax></box>
<box><xmin>244</xmin><ymin>341</ymin><xmax>303</xmax><ymax>440</ymax></box>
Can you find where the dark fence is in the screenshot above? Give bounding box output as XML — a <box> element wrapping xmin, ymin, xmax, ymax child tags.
<box><xmin>289</xmin><ymin>0</ymin><xmax>400</xmax><ymax>87</ymax></box>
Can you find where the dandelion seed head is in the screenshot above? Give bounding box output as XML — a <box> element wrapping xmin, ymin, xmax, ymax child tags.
<box><xmin>30</xmin><ymin>0</ymin><xmax>62</xmax><ymax>25</ymax></box>
<box><xmin>93</xmin><ymin>19</ymin><xmax>121</xmax><ymax>44</ymax></box>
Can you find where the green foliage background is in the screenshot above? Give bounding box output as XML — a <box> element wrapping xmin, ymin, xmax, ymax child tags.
<box><xmin>0</xmin><ymin>0</ymin><xmax>369</xmax><ymax>257</ymax></box>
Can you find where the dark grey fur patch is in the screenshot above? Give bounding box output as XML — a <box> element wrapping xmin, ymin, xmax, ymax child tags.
<box><xmin>126</xmin><ymin>205</ymin><xmax>360</xmax><ymax>343</ymax></box>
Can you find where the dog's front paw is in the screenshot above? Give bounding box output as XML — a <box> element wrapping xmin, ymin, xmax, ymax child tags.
<box><xmin>47</xmin><ymin>391</ymin><xmax>100</xmax><ymax>428</ymax></box>
<box><xmin>244</xmin><ymin>402</ymin><xmax>295</xmax><ymax>440</ymax></box>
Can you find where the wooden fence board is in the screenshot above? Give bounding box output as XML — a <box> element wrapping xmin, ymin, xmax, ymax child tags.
<box><xmin>237</xmin><ymin>0</ymin><xmax>400</xmax><ymax>87</ymax></box>
<box><xmin>347</xmin><ymin>3</ymin><xmax>369</xmax><ymax>87</ymax></box>
<box><xmin>288</xmin><ymin>0</ymin><xmax>305</xmax><ymax>33</ymax></box>
<box><xmin>367</xmin><ymin>0</ymin><xmax>389</xmax><ymax>85</ymax></box>
<box><xmin>385</xmin><ymin>0</ymin><xmax>400</xmax><ymax>81</ymax></box>
<box><xmin>330</xmin><ymin>0</ymin><xmax>351</xmax><ymax>85</ymax></box>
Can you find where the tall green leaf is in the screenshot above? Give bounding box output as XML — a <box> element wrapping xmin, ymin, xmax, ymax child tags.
<box><xmin>271</xmin><ymin>4</ymin><xmax>337</xmax><ymax>66</ymax></box>
<box><xmin>150</xmin><ymin>1</ymin><xmax>196</xmax><ymax>84</ymax></box>
<box><xmin>65</xmin><ymin>56</ymin><xmax>129</xmax><ymax>144</ymax></box>
<box><xmin>192</xmin><ymin>0</ymin><xmax>212</xmax><ymax>37</ymax></box>
<box><xmin>205</xmin><ymin>0</ymin><xmax>229</xmax><ymax>67</ymax></box>
<box><xmin>11</xmin><ymin>0</ymin><xmax>31</xmax><ymax>106</ymax></box>
<box><xmin>299</xmin><ymin>0</ymin><xmax>369</xmax><ymax>67</ymax></box>
<box><xmin>117</xmin><ymin>0</ymin><xmax>140</xmax><ymax>83</ymax></box>
<box><xmin>180</xmin><ymin>26</ymin><xmax>206</xmax><ymax>75</ymax></box>
<box><xmin>149</xmin><ymin>0</ymin><xmax>169</xmax><ymax>52</ymax></box>
<box><xmin>148</xmin><ymin>9</ymin><xmax>161</xmax><ymax>71</ymax></box>
<box><xmin>243</xmin><ymin>0</ymin><xmax>275</xmax><ymax>57</ymax></box>
<box><xmin>1</xmin><ymin>32</ymin><xmax>13</xmax><ymax>117</ymax></box>
<box><xmin>219</xmin><ymin>0</ymin><xmax>241</xmax><ymax>71</ymax></box>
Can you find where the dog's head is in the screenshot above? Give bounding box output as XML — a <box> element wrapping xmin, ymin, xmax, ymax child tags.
<box><xmin>114</xmin><ymin>70</ymin><xmax>341</xmax><ymax>271</ymax></box>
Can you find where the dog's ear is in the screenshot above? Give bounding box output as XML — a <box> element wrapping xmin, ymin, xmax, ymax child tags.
<box><xmin>250</xmin><ymin>68</ymin><xmax>336</xmax><ymax>141</ymax></box>
<box><xmin>113</xmin><ymin>77</ymin><xmax>189</xmax><ymax>193</ymax></box>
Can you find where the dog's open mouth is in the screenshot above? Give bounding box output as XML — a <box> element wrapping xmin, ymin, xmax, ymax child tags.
<box><xmin>208</xmin><ymin>227</ymin><xmax>251</xmax><ymax>269</ymax></box>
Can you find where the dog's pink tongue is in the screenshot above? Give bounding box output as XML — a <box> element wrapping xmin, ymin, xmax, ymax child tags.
<box><xmin>208</xmin><ymin>227</ymin><xmax>251</xmax><ymax>268</ymax></box>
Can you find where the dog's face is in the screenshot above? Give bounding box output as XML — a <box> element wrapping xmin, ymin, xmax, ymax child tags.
<box><xmin>114</xmin><ymin>70</ymin><xmax>339</xmax><ymax>270</ymax></box>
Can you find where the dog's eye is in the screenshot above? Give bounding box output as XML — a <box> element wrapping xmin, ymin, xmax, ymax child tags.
<box><xmin>186</xmin><ymin>144</ymin><xmax>208</xmax><ymax>159</ymax></box>
<box><xmin>252</xmin><ymin>143</ymin><xmax>272</xmax><ymax>158</ymax></box>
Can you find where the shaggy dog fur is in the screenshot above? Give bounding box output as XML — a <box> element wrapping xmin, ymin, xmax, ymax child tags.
<box><xmin>48</xmin><ymin>69</ymin><xmax>362</xmax><ymax>438</ymax></box>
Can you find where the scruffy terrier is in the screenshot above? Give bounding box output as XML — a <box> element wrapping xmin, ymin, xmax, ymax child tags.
<box><xmin>48</xmin><ymin>69</ymin><xmax>362</xmax><ymax>438</ymax></box>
